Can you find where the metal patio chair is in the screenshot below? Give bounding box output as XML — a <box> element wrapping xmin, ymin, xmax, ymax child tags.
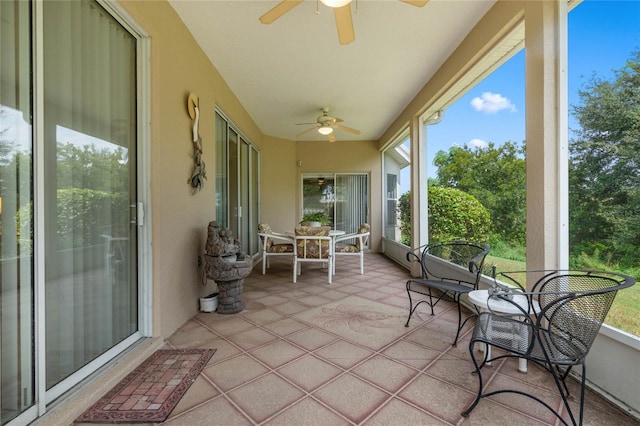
<box><xmin>405</xmin><ymin>240</ymin><xmax>490</xmax><ymax>346</ymax></box>
<box><xmin>461</xmin><ymin>269</ymin><xmax>635</xmax><ymax>426</ymax></box>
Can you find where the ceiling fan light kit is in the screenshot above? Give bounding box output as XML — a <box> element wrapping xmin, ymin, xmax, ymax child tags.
<box><xmin>296</xmin><ymin>107</ymin><xmax>360</xmax><ymax>142</ymax></box>
<box><xmin>320</xmin><ymin>0</ymin><xmax>352</xmax><ymax>8</ymax></box>
<box><xmin>317</xmin><ymin>125</ymin><xmax>334</xmax><ymax>135</ymax></box>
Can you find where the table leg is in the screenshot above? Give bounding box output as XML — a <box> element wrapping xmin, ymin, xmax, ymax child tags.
<box><xmin>518</xmin><ymin>357</ymin><xmax>527</xmax><ymax>373</ymax></box>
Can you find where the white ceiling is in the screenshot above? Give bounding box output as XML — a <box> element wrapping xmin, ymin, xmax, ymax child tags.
<box><xmin>168</xmin><ymin>0</ymin><xmax>496</xmax><ymax>142</ymax></box>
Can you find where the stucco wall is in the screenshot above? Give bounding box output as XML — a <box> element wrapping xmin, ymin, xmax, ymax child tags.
<box><xmin>120</xmin><ymin>0</ymin><xmax>263</xmax><ymax>338</ymax></box>
<box><xmin>259</xmin><ymin>135</ymin><xmax>297</xmax><ymax>232</ymax></box>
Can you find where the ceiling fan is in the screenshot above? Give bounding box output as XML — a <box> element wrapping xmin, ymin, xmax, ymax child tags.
<box><xmin>259</xmin><ymin>0</ymin><xmax>429</xmax><ymax>45</ymax></box>
<box><xmin>296</xmin><ymin>107</ymin><xmax>361</xmax><ymax>142</ymax></box>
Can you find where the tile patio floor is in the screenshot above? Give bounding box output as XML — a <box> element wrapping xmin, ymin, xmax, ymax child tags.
<box><xmin>94</xmin><ymin>254</ymin><xmax>640</xmax><ymax>425</ymax></box>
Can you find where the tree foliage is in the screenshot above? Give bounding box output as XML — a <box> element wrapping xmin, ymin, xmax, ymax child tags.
<box><xmin>569</xmin><ymin>50</ymin><xmax>640</xmax><ymax>267</ymax></box>
<box><xmin>398</xmin><ymin>187</ymin><xmax>490</xmax><ymax>245</ymax></box>
<box><xmin>433</xmin><ymin>141</ymin><xmax>526</xmax><ymax>245</ymax></box>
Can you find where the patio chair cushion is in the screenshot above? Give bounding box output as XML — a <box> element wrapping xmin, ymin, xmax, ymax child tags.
<box><xmin>258</xmin><ymin>223</ymin><xmax>294</xmax><ymax>253</ymax></box>
<box><xmin>294</xmin><ymin>225</ymin><xmax>331</xmax><ymax>258</ymax></box>
<box><xmin>335</xmin><ymin>223</ymin><xmax>370</xmax><ymax>253</ymax></box>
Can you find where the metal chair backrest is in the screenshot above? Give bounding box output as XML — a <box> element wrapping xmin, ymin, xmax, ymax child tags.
<box><xmin>416</xmin><ymin>240</ymin><xmax>490</xmax><ymax>288</ymax></box>
<box><xmin>529</xmin><ymin>270</ymin><xmax>635</xmax><ymax>363</ymax></box>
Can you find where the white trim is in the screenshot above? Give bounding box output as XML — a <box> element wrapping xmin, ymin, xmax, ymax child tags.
<box><xmin>557</xmin><ymin>0</ymin><xmax>570</xmax><ymax>270</ymax></box>
<box><xmin>600</xmin><ymin>323</ymin><xmax>640</xmax><ymax>349</ymax></box>
<box><xmin>34</xmin><ymin>0</ymin><xmax>47</xmax><ymax>418</ymax></box>
<box><xmin>101</xmin><ymin>0</ymin><xmax>154</xmax><ymax>338</ymax></box>
<box><xmin>136</xmin><ymin>24</ymin><xmax>153</xmax><ymax>339</ymax></box>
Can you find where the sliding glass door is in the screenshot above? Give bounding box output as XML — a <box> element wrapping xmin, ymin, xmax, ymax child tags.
<box><xmin>0</xmin><ymin>1</ymin><xmax>35</xmax><ymax>422</ymax></box>
<box><xmin>301</xmin><ymin>173</ymin><xmax>369</xmax><ymax>235</ymax></box>
<box><xmin>43</xmin><ymin>0</ymin><xmax>139</xmax><ymax>393</ymax></box>
<box><xmin>215</xmin><ymin>110</ymin><xmax>260</xmax><ymax>257</ymax></box>
<box><xmin>1</xmin><ymin>1</ymin><xmax>141</xmax><ymax>422</ymax></box>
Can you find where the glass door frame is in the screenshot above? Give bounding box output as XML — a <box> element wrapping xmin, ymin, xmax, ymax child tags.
<box><xmin>300</xmin><ymin>172</ymin><xmax>369</xmax><ymax>237</ymax></box>
<box><xmin>214</xmin><ymin>107</ymin><xmax>260</xmax><ymax>258</ymax></box>
<box><xmin>21</xmin><ymin>1</ymin><xmax>153</xmax><ymax>422</ymax></box>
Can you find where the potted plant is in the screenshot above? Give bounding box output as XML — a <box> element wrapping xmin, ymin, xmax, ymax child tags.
<box><xmin>301</xmin><ymin>212</ymin><xmax>331</xmax><ymax>227</ymax></box>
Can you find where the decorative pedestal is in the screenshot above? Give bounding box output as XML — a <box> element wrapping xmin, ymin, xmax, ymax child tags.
<box><xmin>204</xmin><ymin>254</ymin><xmax>252</xmax><ymax>314</ymax></box>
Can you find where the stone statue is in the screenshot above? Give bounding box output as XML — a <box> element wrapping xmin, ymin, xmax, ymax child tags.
<box><xmin>205</xmin><ymin>221</ymin><xmax>241</xmax><ymax>257</ymax></box>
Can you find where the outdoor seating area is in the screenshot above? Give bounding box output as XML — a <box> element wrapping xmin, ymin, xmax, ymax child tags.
<box><xmin>258</xmin><ymin>223</ymin><xmax>371</xmax><ymax>283</ymax></box>
<box><xmin>155</xmin><ymin>254</ymin><xmax>638</xmax><ymax>425</ymax></box>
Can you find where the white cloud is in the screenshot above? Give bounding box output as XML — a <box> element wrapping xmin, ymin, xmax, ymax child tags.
<box><xmin>470</xmin><ymin>92</ymin><xmax>517</xmax><ymax>114</ymax></box>
<box><xmin>467</xmin><ymin>139</ymin><xmax>487</xmax><ymax>150</ymax></box>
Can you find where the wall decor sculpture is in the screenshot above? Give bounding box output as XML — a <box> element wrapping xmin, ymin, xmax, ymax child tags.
<box><xmin>187</xmin><ymin>92</ymin><xmax>207</xmax><ymax>194</ymax></box>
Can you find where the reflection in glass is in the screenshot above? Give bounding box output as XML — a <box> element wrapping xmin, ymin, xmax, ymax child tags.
<box><xmin>43</xmin><ymin>0</ymin><xmax>137</xmax><ymax>390</ymax></box>
<box><xmin>0</xmin><ymin>1</ymin><xmax>35</xmax><ymax>421</ymax></box>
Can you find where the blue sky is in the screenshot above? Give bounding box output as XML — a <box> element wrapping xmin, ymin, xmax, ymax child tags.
<box><xmin>422</xmin><ymin>0</ymin><xmax>640</xmax><ymax>180</ymax></box>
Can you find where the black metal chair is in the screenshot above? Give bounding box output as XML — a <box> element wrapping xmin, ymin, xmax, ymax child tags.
<box><xmin>461</xmin><ymin>269</ymin><xmax>636</xmax><ymax>426</ymax></box>
<box><xmin>405</xmin><ymin>240</ymin><xmax>490</xmax><ymax>346</ymax></box>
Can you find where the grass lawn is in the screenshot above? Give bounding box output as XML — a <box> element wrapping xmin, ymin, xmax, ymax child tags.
<box><xmin>485</xmin><ymin>255</ymin><xmax>640</xmax><ymax>337</ymax></box>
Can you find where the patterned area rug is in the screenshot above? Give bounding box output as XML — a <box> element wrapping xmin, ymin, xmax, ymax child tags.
<box><xmin>75</xmin><ymin>348</ymin><xmax>216</xmax><ymax>423</ymax></box>
<box><xmin>293</xmin><ymin>295</ymin><xmax>408</xmax><ymax>350</ymax></box>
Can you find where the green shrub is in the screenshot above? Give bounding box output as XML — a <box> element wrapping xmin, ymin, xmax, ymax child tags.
<box><xmin>398</xmin><ymin>187</ymin><xmax>491</xmax><ymax>244</ymax></box>
<box><xmin>301</xmin><ymin>212</ymin><xmax>331</xmax><ymax>226</ymax></box>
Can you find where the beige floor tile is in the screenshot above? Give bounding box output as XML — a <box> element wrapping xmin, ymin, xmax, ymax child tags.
<box><xmin>263</xmin><ymin>396</ymin><xmax>351</xmax><ymax>426</ymax></box>
<box><xmin>227</xmin><ymin>327</ymin><xmax>279</xmax><ymax>350</ymax></box>
<box><xmin>169</xmin><ymin>376</ymin><xmax>220</xmax><ymax>417</ymax></box>
<box><xmin>272</xmin><ymin>301</ymin><xmax>311</xmax><ymax>315</ymax></box>
<box><xmin>263</xmin><ymin>317</ymin><xmax>309</xmax><ymax>336</ymax></box>
<box><xmin>297</xmin><ymin>294</ymin><xmax>333</xmax><ymax>306</ymax></box>
<box><xmin>313</xmin><ymin>373</ymin><xmax>391</xmax><ymax>424</ymax></box>
<box><xmin>351</xmin><ymin>355</ymin><xmax>418</xmax><ymax>393</ymax></box>
<box><xmin>277</xmin><ymin>355</ymin><xmax>343</xmax><ymax>392</ymax></box>
<box><xmin>398</xmin><ymin>373</ymin><xmax>475</xmax><ymax>424</ymax></box>
<box><xmin>229</xmin><ymin>373</ymin><xmax>305</xmax><ymax>423</ymax></box>
<box><xmin>166</xmin><ymin>320</ymin><xmax>218</xmax><ymax>349</ymax></box>
<box><xmin>363</xmin><ymin>398</ymin><xmax>450</xmax><ymax>425</ymax></box>
<box><xmin>164</xmin><ymin>396</ymin><xmax>252</xmax><ymax>425</ymax></box>
<box><xmin>250</xmin><ymin>339</ymin><xmax>307</xmax><ymax>369</ymax></box>
<box><xmin>314</xmin><ymin>340</ymin><xmax>374</xmax><ymax>369</ymax></box>
<box><xmin>193</xmin><ymin>336</ymin><xmax>241</xmax><ymax>363</ymax></box>
<box><xmin>203</xmin><ymin>316</ymin><xmax>255</xmax><ymax>336</ymax></box>
<box><xmin>258</xmin><ymin>294</ymin><xmax>291</xmax><ymax>306</ymax></box>
<box><xmin>203</xmin><ymin>354</ymin><xmax>269</xmax><ymax>392</ymax></box>
<box><xmin>423</xmin><ymin>357</ymin><xmax>478</xmax><ymax>390</ymax></box>
<box><xmin>286</xmin><ymin>328</ymin><xmax>339</xmax><ymax>351</ymax></box>
<box><xmin>381</xmin><ymin>340</ymin><xmax>441</xmax><ymax>370</ymax></box>
<box><xmin>240</xmin><ymin>307</ymin><xmax>285</xmax><ymax>325</ymax></box>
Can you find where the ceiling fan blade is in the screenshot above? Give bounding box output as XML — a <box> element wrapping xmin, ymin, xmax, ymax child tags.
<box><xmin>334</xmin><ymin>5</ymin><xmax>355</xmax><ymax>45</ymax></box>
<box><xmin>296</xmin><ymin>126</ymin><xmax>317</xmax><ymax>137</ymax></box>
<box><xmin>259</xmin><ymin>0</ymin><xmax>303</xmax><ymax>24</ymax></box>
<box><xmin>330</xmin><ymin>117</ymin><xmax>344</xmax><ymax>124</ymax></box>
<box><xmin>399</xmin><ymin>0</ymin><xmax>429</xmax><ymax>7</ymax></box>
<box><xmin>328</xmin><ymin>133</ymin><xmax>336</xmax><ymax>143</ymax></box>
<box><xmin>334</xmin><ymin>124</ymin><xmax>360</xmax><ymax>135</ymax></box>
